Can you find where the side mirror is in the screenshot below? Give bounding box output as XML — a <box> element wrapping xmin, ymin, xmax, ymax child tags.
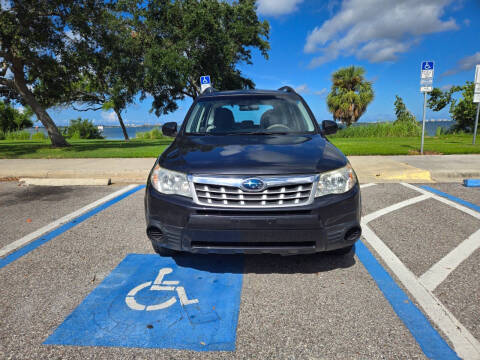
<box><xmin>162</xmin><ymin>122</ymin><xmax>178</xmax><ymax>137</ymax></box>
<box><xmin>322</xmin><ymin>120</ymin><xmax>338</xmax><ymax>135</ymax></box>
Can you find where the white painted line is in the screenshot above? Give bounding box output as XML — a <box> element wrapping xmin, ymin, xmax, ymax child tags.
<box><xmin>362</xmin><ymin>194</ymin><xmax>431</xmax><ymax>224</ymax></box>
<box><xmin>420</xmin><ymin>228</ymin><xmax>480</xmax><ymax>292</ymax></box>
<box><xmin>361</xmin><ymin>223</ymin><xmax>480</xmax><ymax>359</ymax></box>
<box><xmin>401</xmin><ymin>183</ymin><xmax>480</xmax><ymax>221</ymax></box>
<box><xmin>360</xmin><ymin>183</ymin><xmax>376</xmax><ymax>189</ymax></box>
<box><xmin>0</xmin><ymin>184</ymin><xmax>138</xmax><ymax>258</ymax></box>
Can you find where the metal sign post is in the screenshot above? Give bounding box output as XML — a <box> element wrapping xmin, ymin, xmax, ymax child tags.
<box><xmin>473</xmin><ymin>65</ymin><xmax>480</xmax><ymax>145</ymax></box>
<box><xmin>420</xmin><ymin>61</ymin><xmax>434</xmax><ymax>154</ymax></box>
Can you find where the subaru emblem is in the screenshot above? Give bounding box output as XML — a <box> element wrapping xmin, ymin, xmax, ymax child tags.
<box><xmin>241</xmin><ymin>178</ymin><xmax>265</xmax><ymax>192</ymax></box>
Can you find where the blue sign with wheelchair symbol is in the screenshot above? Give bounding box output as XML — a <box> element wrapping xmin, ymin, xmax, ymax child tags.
<box><xmin>44</xmin><ymin>254</ymin><xmax>244</xmax><ymax>351</ymax></box>
<box><xmin>200</xmin><ymin>75</ymin><xmax>211</xmax><ymax>85</ymax></box>
<box><xmin>421</xmin><ymin>61</ymin><xmax>434</xmax><ymax>71</ymax></box>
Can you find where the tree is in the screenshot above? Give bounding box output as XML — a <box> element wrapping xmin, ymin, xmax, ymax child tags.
<box><xmin>394</xmin><ymin>95</ymin><xmax>417</xmax><ymax>124</ymax></box>
<box><xmin>0</xmin><ymin>100</ymin><xmax>32</xmax><ymax>131</ymax></box>
<box><xmin>65</xmin><ymin>118</ymin><xmax>103</xmax><ymax>139</ymax></box>
<box><xmin>0</xmin><ymin>1</ymin><xmax>109</xmax><ymax>146</ymax></box>
<box><xmin>427</xmin><ymin>82</ymin><xmax>476</xmax><ymax>132</ymax></box>
<box><xmin>139</xmin><ymin>0</ymin><xmax>270</xmax><ymax>116</ymax></box>
<box><xmin>327</xmin><ymin>66</ymin><xmax>374</xmax><ymax>126</ymax></box>
<box><xmin>56</xmin><ymin>2</ymin><xmax>144</xmax><ymax>141</ymax></box>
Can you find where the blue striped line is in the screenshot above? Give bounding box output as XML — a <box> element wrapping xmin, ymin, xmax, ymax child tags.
<box><xmin>463</xmin><ymin>179</ymin><xmax>480</xmax><ymax>187</ymax></box>
<box><xmin>356</xmin><ymin>241</ymin><xmax>460</xmax><ymax>359</ymax></box>
<box><xmin>420</xmin><ymin>185</ymin><xmax>480</xmax><ymax>213</ymax></box>
<box><xmin>0</xmin><ymin>185</ymin><xmax>145</xmax><ymax>270</ymax></box>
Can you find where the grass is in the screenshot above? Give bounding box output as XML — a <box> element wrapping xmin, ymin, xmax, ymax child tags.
<box><xmin>0</xmin><ymin>139</ymin><xmax>172</xmax><ymax>158</ymax></box>
<box><xmin>0</xmin><ymin>134</ymin><xmax>479</xmax><ymax>158</ymax></box>
<box><xmin>330</xmin><ymin>121</ymin><xmax>422</xmax><ymax>138</ymax></box>
<box><xmin>329</xmin><ymin>134</ymin><xmax>480</xmax><ymax>155</ymax></box>
<box><xmin>135</xmin><ymin>128</ymin><xmax>165</xmax><ymax>139</ymax></box>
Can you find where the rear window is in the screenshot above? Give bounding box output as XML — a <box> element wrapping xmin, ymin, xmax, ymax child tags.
<box><xmin>184</xmin><ymin>96</ymin><xmax>316</xmax><ymax>135</ymax></box>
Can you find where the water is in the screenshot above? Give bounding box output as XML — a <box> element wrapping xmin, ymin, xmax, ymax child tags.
<box><xmin>99</xmin><ymin>126</ymin><xmax>161</xmax><ymax>140</ymax></box>
<box><xmin>27</xmin><ymin>121</ymin><xmax>455</xmax><ymax>139</ymax></box>
<box><xmin>423</xmin><ymin>121</ymin><xmax>454</xmax><ymax>136</ymax></box>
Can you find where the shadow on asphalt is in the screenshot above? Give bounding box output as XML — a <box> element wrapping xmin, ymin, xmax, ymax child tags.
<box><xmin>171</xmin><ymin>247</ymin><xmax>356</xmax><ymax>274</ymax></box>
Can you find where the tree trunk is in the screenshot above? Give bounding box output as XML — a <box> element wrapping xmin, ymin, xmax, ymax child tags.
<box><xmin>10</xmin><ymin>59</ymin><xmax>69</xmax><ymax>147</ymax></box>
<box><xmin>114</xmin><ymin>107</ymin><xmax>129</xmax><ymax>141</ymax></box>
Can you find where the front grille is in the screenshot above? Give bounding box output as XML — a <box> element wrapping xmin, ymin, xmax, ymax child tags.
<box><xmin>192</xmin><ymin>178</ymin><xmax>315</xmax><ymax>208</ymax></box>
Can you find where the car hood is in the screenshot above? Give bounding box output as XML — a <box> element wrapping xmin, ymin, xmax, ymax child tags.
<box><xmin>159</xmin><ymin>134</ymin><xmax>347</xmax><ymax>175</ymax></box>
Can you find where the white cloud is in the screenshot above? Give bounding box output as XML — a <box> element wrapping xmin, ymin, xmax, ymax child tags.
<box><xmin>257</xmin><ymin>0</ymin><xmax>303</xmax><ymax>16</ymax></box>
<box><xmin>101</xmin><ymin>111</ymin><xmax>118</xmax><ymax>123</ymax></box>
<box><xmin>0</xmin><ymin>0</ymin><xmax>11</xmax><ymax>11</ymax></box>
<box><xmin>294</xmin><ymin>84</ymin><xmax>309</xmax><ymax>94</ymax></box>
<box><xmin>314</xmin><ymin>88</ymin><xmax>328</xmax><ymax>97</ymax></box>
<box><xmin>65</xmin><ymin>29</ymin><xmax>82</xmax><ymax>43</ymax></box>
<box><xmin>443</xmin><ymin>52</ymin><xmax>480</xmax><ymax>77</ymax></box>
<box><xmin>441</xmin><ymin>84</ymin><xmax>453</xmax><ymax>91</ymax></box>
<box><xmin>304</xmin><ymin>0</ymin><xmax>458</xmax><ymax>67</ymax></box>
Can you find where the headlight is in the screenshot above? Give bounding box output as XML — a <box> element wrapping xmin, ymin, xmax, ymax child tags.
<box><xmin>315</xmin><ymin>164</ymin><xmax>357</xmax><ymax>197</ymax></box>
<box><xmin>150</xmin><ymin>165</ymin><xmax>192</xmax><ymax>197</ymax></box>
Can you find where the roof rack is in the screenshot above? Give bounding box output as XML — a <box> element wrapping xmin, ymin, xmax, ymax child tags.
<box><xmin>277</xmin><ymin>86</ymin><xmax>296</xmax><ymax>93</ymax></box>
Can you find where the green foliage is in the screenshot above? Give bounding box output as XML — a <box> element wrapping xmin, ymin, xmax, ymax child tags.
<box><xmin>65</xmin><ymin>118</ymin><xmax>104</xmax><ymax>139</ymax></box>
<box><xmin>330</xmin><ymin>122</ymin><xmax>422</xmax><ymax>138</ymax></box>
<box><xmin>4</xmin><ymin>130</ymin><xmax>30</xmax><ymax>140</ymax></box>
<box><xmin>394</xmin><ymin>95</ymin><xmax>417</xmax><ymax>124</ymax></box>
<box><xmin>140</xmin><ymin>0</ymin><xmax>270</xmax><ymax>115</ymax></box>
<box><xmin>31</xmin><ymin>132</ymin><xmax>47</xmax><ymax>140</ymax></box>
<box><xmin>135</xmin><ymin>128</ymin><xmax>164</xmax><ymax>139</ymax></box>
<box><xmin>327</xmin><ymin>66</ymin><xmax>374</xmax><ymax>126</ymax></box>
<box><xmin>1</xmin><ymin>1</ymin><xmax>115</xmax><ymax>146</ymax></box>
<box><xmin>427</xmin><ymin>82</ymin><xmax>477</xmax><ymax>132</ymax></box>
<box><xmin>0</xmin><ymin>101</ymin><xmax>33</xmax><ymax>132</ymax></box>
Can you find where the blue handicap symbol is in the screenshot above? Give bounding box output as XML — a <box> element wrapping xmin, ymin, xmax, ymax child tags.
<box><xmin>421</xmin><ymin>61</ymin><xmax>434</xmax><ymax>71</ymax></box>
<box><xmin>200</xmin><ymin>75</ymin><xmax>211</xmax><ymax>85</ymax></box>
<box><xmin>44</xmin><ymin>254</ymin><xmax>244</xmax><ymax>351</ymax></box>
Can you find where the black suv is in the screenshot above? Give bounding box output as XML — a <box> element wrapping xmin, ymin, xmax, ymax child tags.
<box><xmin>145</xmin><ymin>87</ymin><xmax>361</xmax><ymax>256</ymax></box>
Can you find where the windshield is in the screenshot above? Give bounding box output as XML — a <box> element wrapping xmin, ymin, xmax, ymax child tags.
<box><xmin>184</xmin><ymin>96</ymin><xmax>316</xmax><ymax>135</ymax></box>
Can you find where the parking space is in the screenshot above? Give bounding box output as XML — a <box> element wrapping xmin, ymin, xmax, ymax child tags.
<box><xmin>0</xmin><ymin>181</ymin><xmax>479</xmax><ymax>359</ymax></box>
<box><xmin>0</xmin><ymin>182</ymin><xmax>119</xmax><ymax>248</ymax></box>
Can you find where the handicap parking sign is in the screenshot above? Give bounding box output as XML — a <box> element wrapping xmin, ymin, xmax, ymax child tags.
<box><xmin>44</xmin><ymin>254</ymin><xmax>244</xmax><ymax>351</ymax></box>
<box><xmin>421</xmin><ymin>61</ymin><xmax>434</xmax><ymax>71</ymax></box>
<box><xmin>200</xmin><ymin>75</ymin><xmax>211</xmax><ymax>85</ymax></box>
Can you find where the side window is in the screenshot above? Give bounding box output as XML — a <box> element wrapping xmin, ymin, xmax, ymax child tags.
<box><xmin>296</xmin><ymin>101</ymin><xmax>315</xmax><ymax>132</ymax></box>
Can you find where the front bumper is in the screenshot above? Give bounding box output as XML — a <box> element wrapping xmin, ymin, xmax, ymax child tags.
<box><xmin>144</xmin><ymin>183</ymin><xmax>361</xmax><ymax>254</ymax></box>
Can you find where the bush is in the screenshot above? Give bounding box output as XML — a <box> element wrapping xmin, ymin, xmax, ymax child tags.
<box><xmin>4</xmin><ymin>130</ymin><xmax>31</xmax><ymax>140</ymax></box>
<box><xmin>135</xmin><ymin>127</ymin><xmax>164</xmax><ymax>139</ymax></box>
<box><xmin>0</xmin><ymin>130</ymin><xmax>4</xmax><ymax>140</ymax></box>
<box><xmin>31</xmin><ymin>132</ymin><xmax>47</xmax><ymax>140</ymax></box>
<box><xmin>0</xmin><ymin>101</ymin><xmax>34</xmax><ymax>132</ymax></box>
<box><xmin>330</xmin><ymin>122</ymin><xmax>422</xmax><ymax>138</ymax></box>
<box><xmin>65</xmin><ymin>118</ymin><xmax>103</xmax><ymax>139</ymax></box>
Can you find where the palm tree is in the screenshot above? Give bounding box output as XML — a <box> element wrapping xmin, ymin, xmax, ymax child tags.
<box><xmin>327</xmin><ymin>66</ymin><xmax>374</xmax><ymax>126</ymax></box>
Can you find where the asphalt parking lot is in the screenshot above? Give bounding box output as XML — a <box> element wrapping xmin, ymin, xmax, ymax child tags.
<box><xmin>0</xmin><ymin>181</ymin><xmax>479</xmax><ymax>359</ymax></box>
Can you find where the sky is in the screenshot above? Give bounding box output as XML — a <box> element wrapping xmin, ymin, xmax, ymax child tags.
<box><xmin>46</xmin><ymin>0</ymin><xmax>480</xmax><ymax>126</ymax></box>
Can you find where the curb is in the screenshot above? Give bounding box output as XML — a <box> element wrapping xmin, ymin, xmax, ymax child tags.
<box><xmin>19</xmin><ymin>178</ymin><xmax>111</xmax><ymax>186</ymax></box>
